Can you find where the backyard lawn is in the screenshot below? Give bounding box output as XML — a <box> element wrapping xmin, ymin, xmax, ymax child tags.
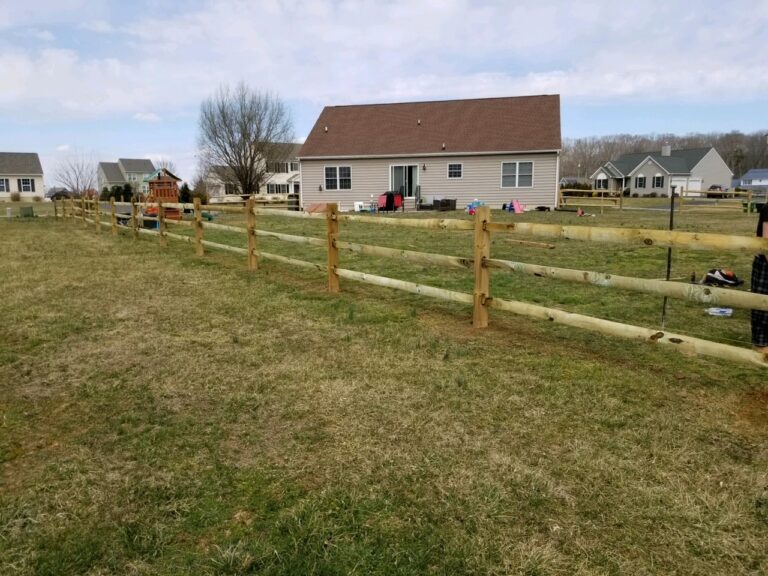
<box><xmin>1</xmin><ymin>206</ymin><xmax>766</xmax><ymax>574</ymax></box>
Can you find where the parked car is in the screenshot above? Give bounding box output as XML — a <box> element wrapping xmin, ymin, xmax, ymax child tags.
<box><xmin>707</xmin><ymin>184</ymin><xmax>731</xmax><ymax>198</ymax></box>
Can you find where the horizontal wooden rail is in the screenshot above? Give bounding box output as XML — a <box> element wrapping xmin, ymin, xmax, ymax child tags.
<box><xmin>336</xmin><ymin>268</ymin><xmax>474</xmax><ymax>305</ymax></box>
<box><xmin>335</xmin><ymin>240</ymin><xmax>472</xmax><ymax>269</ymax></box>
<box><xmin>201</xmin><ymin>239</ymin><xmax>247</xmax><ymax>255</ymax></box>
<box><xmin>203</xmin><ymin>221</ymin><xmax>247</xmax><ymax>234</ymax></box>
<box><xmin>259</xmin><ymin>251</ymin><xmax>325</xmax><ymax>271</ymax></box>
<box><xmin>486</xmin><ymin>258</ymin><xmax>768</xmax><ymax>311</ymax></box>
<box><xmin>338</xmin><ymin>213</ymin><xmax>475</xmax><ymax>231</ymax></box>
<box><xmin>334</xmin><ymin>267</ymin><xmax>765</xmax><ymax>367</ymax></box>
<box><xmin>137</xmin><ymin>227</ymin><xmax>159</xmax><ymax>237</ymax></box>
<box><xmin>115</xmin><ymin>213</ymin><xmax>132</xmax><ymax>220</ymax></box>
<box><xmin>486</xmin><ymin>222</ymin><xmax>768</xmax><ymax>252</ymax></box>
<box><xmin>253</xmin><ymin>207</ymin><xmax>324</xmax><ymax>219</ymax></box>
<box><xmin>165</xmin><ymin>231</ymin><xmax>193</xmax><ymax>243</ymax></box>
<box><xmin>203</xmin><ymin>204</ymin><xmax>249</xmax><ymax>214</ymax></box>
<box><xmin>256</xmin><ymin>229</ymin><xmax>326</xmax><ymax>248</ymax></box>
<box><xmin>165</xmin><ymin>219</ymin><xmax>193</xmax><ymax>227</ymax></box>
<box><xmin>489</xmin><ymin>297</ymin><xmax>766</xmax><ymax>367</ymax></box>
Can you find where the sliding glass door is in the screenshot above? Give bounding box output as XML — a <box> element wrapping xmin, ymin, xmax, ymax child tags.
<box><xmin>390</xmin><ymin>165</ymin><xmax>418</xmax><ymax>198</ymax></box>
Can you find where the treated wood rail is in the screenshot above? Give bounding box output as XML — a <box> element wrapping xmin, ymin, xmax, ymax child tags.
<box><xmin>54</xmin><ymin>198</ymin><xmax>768</xmax><ymax>367</ymax></box>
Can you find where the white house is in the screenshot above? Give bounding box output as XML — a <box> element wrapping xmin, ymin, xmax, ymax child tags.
<box><xmin>298</xmin><ymin>95</ymin><xmax>562</xmax><ymax>211</ymax></box>
<box><xmin>0</xmin><ymin>152</ymin><xmax>44</xmax><ymax>201</ymax></box>
<box><xmin>590</xmin><ymin>146</ymin><xmax>732</xmax><ymax>196</ymax></box>
<box><xmin>205</xmin><ymin>143</ymin><xmax>302</xmax><ymax>202</ymax></box>
<box><xmin>740</xmin><ymin>169</ymin><xmax>768</xmax><ymax>191</ymax></box>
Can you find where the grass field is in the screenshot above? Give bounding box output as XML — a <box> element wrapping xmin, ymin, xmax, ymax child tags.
<box><xmin>1</xmin><ymin>205</ymin><xmax>767</xmax><ymax>575</ymax></box>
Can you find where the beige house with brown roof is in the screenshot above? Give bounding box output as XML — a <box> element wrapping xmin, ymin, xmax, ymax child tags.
<box><xmin>298</xmin><ymin>95</ymin><xmax>561</xmax><ymax>211</ymax></box>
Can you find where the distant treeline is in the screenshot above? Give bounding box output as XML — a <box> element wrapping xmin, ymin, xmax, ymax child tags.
<box><xmin>562</xmin><ymin>131</ymin><xmax>768</xmax><ymax>180</ymax></box>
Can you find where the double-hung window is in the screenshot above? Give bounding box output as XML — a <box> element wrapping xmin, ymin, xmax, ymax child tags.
<box><xmin>501</xmin><ymin>161</ymin><xmax>533</xmax><ymax>188</ymax></box>
<box><xmin>18</xmin><ymin>178</ymin><xmax>35</xmax><ymax>192</ymax></box>
<box><xmin>652</xmin><ymin>175</ymin><xmax>664</xmax><ymax>188</ymax></box>
<box><xmin>595</xmin><ymin>178</ymin><xmax>608</xmax><ymax>190</ymax></box>
<box><xmin>0</xmin><ymin>178</ymin><xmax>9</xmax><ymax>192</ymax></box>
<box><xmin>447</xmin><ymin>163</ymin><xmax>462</xmax><ymax>179</ymax></box>
<box><xmin>635</xmin><ymin>176</ymin><xmax>646</xmax><ymax>188</ymax></box>
<box><xmin>267</xmin><ymin>183</ymin><xmax>289</xmax><ymax>194</ymax></box>
<box><xmin>325</xmin><ymin>166</ymin><xmax>351</xmax><ymax>190</ymax></box>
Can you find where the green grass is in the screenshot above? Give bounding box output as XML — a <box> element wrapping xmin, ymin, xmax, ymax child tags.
<box><xmin>1</xmin><ymin>209</ymin><xmax>767</xmax><ymax>575</ymax></box>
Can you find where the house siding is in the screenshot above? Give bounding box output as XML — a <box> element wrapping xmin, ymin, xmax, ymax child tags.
<box><xmin>628</xmin><ymin>158</ymin><xmax>670</xmax><ymax>196</ymax></box>
<box><xmin>0</xmin><ymin>175</ymin><xmax>45</xmax><ymax>200</ymax></box>
<box><xmin>300</xmin><ymin>152</ymin><xmax>558</xmax><ymax>210</ymax></box>
<box><xmin>690</xmin><ymin>148</ymin><xmax>733</xmax><ymax>190</ymax></box>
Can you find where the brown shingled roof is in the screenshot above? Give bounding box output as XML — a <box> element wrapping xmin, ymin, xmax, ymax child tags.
<box><xmin>299</xmin><ymin>95</ymin><xmax>560</xmax><ymax>158</ymax></box>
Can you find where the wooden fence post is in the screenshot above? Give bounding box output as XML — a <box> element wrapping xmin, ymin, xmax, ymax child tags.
<box><xmin>246</xmin><ymin>198</ymin><xmax>258</xmax><ymax>270</ymax></box>
<box><xmin>131</xmin><ymin>199</ymin><xmax>139</xmax><ymax>240</ymax></box>
<box><xmin>473</xmin><ymin>205</ymin><xmax>491</xmax><ymax>328</ymax></box>
<box><xmin>110</xmin><ymin>197</ymin><xmax>117</xmax><ymax>235</ymax></box>
<box><xmin>194</xmin><ymin>197</ymin><xmax>204</xmax><ymax>256</ymax></box>
<box><xmin>326</xmin><ymin>202</ymin><xmax>340</xmax><ymax>293</ymax></box>
<box><xmin>159</xmin><ymin>201</ymin><xmax>167</xmax><ymax>247</ymax></box>
<box><xmin>94</xmin><ymin>198</ymin><xmax>101</xmax><ymax>233</ymax></box>
<box><xmin>81</xmin><ymin>197</ymin><xmax>87</xmax><ymax>226</ymax></box>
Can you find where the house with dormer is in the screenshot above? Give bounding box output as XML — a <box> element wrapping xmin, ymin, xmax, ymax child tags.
<box><xmin>590</xmin><ymin>146</ymin><xmax>732</xmax><ymax>196</ymax></box>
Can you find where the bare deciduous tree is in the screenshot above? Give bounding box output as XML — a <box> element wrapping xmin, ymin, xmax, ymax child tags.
<box><xmin>155</xmin><ymin>157</ymin><xmax>178</xmax><ymax>174</ymax></box>
<box><xmin>54</xmin><ymin>151</ymin><xmax>97</xmax><ymax>197</ymax></box>
<box><xmin>562</xmin><ymin>130</ymin><xmax>768</xmax><ymax>180</ymax></box>
<box><xmin>198</xmin><ymin>83</ymin><xmax>294</xmax><ymax>195</ymax></box>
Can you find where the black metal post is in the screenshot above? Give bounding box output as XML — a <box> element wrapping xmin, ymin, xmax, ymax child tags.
<box><xmin>661</xmin><ymin>185</ymin><xmax>677</xmax><ymax>328</ymax></box>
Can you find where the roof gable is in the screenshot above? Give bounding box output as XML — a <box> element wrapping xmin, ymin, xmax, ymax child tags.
<box><xmin>98</xmin><ymin>162</ymin><xmax>124</xmax><ymax>182</ymax></box>
<box><xmin>743</xmin><ymin>168</ymin><xmax>768</xmax><ymax>180</ymax></box>
<box><xmin>0</xmin><ymin>152</ymin><xmax>43</xmax><ymax>175</ymax></box>
<box><xmin>144</xmin><ymin>168</ymin><xmax>181</xmax><ymax>182</ymax></box>
<box><xmin>299</xmin><ymin>95</ymin><xmax>561</xmax><ymax>158</ymax></box>
<box><xmin>607</xmin><ymin>147</ymin><xmax>714</xmax><ymax>177</ymax></box>
<box><xmin>628</xmin><ymin>156</ymin><xmax>675</xmax><ymax>176</ymax></box>
<box><xmin>118</xmin><ymin>158</ymin><xmax>155</xmax><ymax>173</ymax></box>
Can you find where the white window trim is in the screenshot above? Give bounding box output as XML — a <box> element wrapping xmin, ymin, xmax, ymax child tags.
<box><xmin>500</xmin><ymin>161</ymin><xmax>535</xmax><ymax>188</ymax></box>
<box><xmin>0</xmin><ymin>178</ymin><xmax>8</xmax><ymax>192</ymax></box>
<box><xmin>323</xmin><ymin>165</ymin><xmax>352</xmax><ymax>191</ymax></box>
<box><xmin>19</xmin><ymin>178</ymin><xmax>35</xmax><ymax>192</ymax></box>
<box><xmin>652</xmin><ymin>174</ymin><xmax>664</xmax><ymax>188</ymax></box>
<box><xmin>635</xmin><ymin>175</ymin><xmax>646</xmax><ymax>188</ymax></box>
<box><xmin>388</xmin><ymin>164</ymin><xmax>419</xmax><ymax>198</ymax></box>
<box><xmin>447</xmin><ymin>163</ymin><xmax>463</xmax><ymax>179</ymax></box>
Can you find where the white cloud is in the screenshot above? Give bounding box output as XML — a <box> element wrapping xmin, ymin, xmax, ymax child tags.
<box><xmin>56</xmin><ymin>144</ymin><xmax>71</xmax><ymax>151</ymax></box>
<box><xmin>80</xmin><ymin>20</ymin><xmax>114</xmax><ymax>33</ymax></box>
<box><xmin>133</xmin><ymin>112</ymin><xmax>161</xmax><ymax>122</ymax></box>
<box><xmin>0</xmin><ymin>0</ymin><xmax>767</xmax><ymax>122</ymax></box>
<box><xmin>28</xmin><ymin>28</ymin><xmax>55</xmax><ymax>41</ymax></box>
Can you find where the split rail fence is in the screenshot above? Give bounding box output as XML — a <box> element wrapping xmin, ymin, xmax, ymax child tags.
<box><xmin>54</xmin><ymin>197</ymin><xmax>768</xmax><ymax>367</ymax></box>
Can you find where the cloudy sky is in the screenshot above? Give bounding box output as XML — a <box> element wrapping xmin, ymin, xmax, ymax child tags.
<box><xmin>2</xmin><ymin>0</ymin><xmax>767</xmax><ymax>184</ymax></box>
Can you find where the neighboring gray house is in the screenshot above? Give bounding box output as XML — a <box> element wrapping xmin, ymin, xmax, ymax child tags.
<box><xmin>740</xmin><ymin>169</ymin><xmax>768</xmax><ymax>191</ymax></box>
<box><xmin>97</xmin><ymin>158</ymin><xmax>156</xmax><ymax>195</ymax></box>
<box><xmin>590</xmin><ymin>146</ymin><xmax>732</xmax><ymax>196</ymax></box>
<box><xmin>298</xmin><ymin>95</ymin><xmax>562</xmax><ymax>211</ymax></box>
<box><xmin>0</xmin><ymin>152</ymin><xmax>44</xmax><ymax>201</ymax></box>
